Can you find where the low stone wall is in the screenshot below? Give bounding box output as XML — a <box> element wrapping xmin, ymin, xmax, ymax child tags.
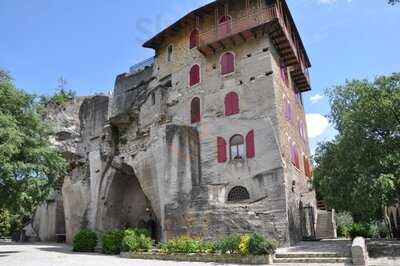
<box><xmin>352</xmin><ymin>237</ymin><xmax>368</xmax><ymax>266</ymax></box>
<box><xmin>120</xmin><ymin>252</ymin><xmax>273</xmax><ymax>264</ymax></box>
<box><xmin>367</xmin><ymin>240</ymin><xmax>400</xmax><ymax>258</ymax></box>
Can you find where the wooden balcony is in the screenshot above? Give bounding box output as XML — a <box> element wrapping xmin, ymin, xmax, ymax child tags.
<box><xmin>198</xmin><ymin>4</ymin><xmax>311</xmax><ymax>91</ymax></box>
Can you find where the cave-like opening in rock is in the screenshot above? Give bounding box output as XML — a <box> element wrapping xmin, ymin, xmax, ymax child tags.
<box><xmin>103</xmin><ymin>164</ymin><xmax>159</xmax><ymax>240</ymax></box>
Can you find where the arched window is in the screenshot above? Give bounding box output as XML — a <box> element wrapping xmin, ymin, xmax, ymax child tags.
<box><xmin>217</xmin><ymin>137</ymin><xmax>227</xmax><ymax>163</ymax></box>
<box><xmin>303</xmin><ymin>155</ymin><xmax>312</xmax><ymax>178</ymax></box>
<box><xmin>151</xmin><ymin>92</ymin><xmax>156</xmax><ymax>105</ymax></box>
<box><xmin>290</xmin><ymin>143</ymin><xmax>300</xmax><ymax>169</ymax></box>
<box><xmin>189</xmin><ymin>29</ymin><xmax>199</xmax><ymax>49</ymax></box>
<box><xmin>228</xmin><ymin>186</ymin><xmax>250</xmax><ymax>202</ymax></box>
<box><xmin>280</xmin><ymin>59</ymin><xmax>288</xmax><ymax>86</ymax></box>
<box><xmin>189</xmin><ymin>64</ymin><xmax>200</xmax><ymax>87</ymax></box>
<box><xmin>218</xmin><ymin>15</ymin><xmax>232</xmax><ymax>35</ymax></box>
<box><xmin>224</xmin><ymin>91</ymin><xmax>239</xmax><ymax>116</ymax></box>
<box><xmin>221</xmin><ymin>52</ymin><xmax>235</xmax><ymax>75</ymax></box>
<box><xmin>230</xmin><ymin>134</ymin><xmax>244</xmax><ymax>160</ymax></box>
<box><xmin>191</xmin><ymin>97</ymin><xmax>201</xmax><ymax>124</ymax></box>
<box><xmin>167</xmin><ymin>45</ymin><xmax>173</xmax><ymax>62</ymax></box>
<box><xmin>246</xmin><ymin>130</ymin><xmax>255</xmax><ymax>158</ymax></box>
<box><xmin>283</xmin><ymin>96</ymin><xmax>292</xmax><ymax>122</ymax></box>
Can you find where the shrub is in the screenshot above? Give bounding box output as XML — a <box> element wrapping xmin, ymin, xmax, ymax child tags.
<box><xmin>73</xmin><ymin>229</ymin><xmax>98</xmax><ymax>252</ymax></box>
<box><xmin>124</xmin><ymin>228</ymin><xmax>150</xmax><ymax>238</ymax></box>
<box><xmin>122</xmin><ymin>234</ymin><xmax>154</xmax><ymax>252</ymax></box>
<box><xmin>160</xmin><ymin>236</ymin><xmax>203</xmax><ymax>254</ymax></box>
<box><xmin>337</xmin><ymin>223</ymin><xmax>352</xmax><ymax>238</ymax></box>
<box><xmin>248</xmin><ymin>233</ymin><xmax>277</xmax><ymax>255</ymax></box>
<box><xmin>238</xmin><ymin>233</ymin><xmax>277</xmax><ymax>256</ymax></box>
<box><xmin>102</xmin><ymin>229</ymin><xmax>125</xmax><ymax>254</ymax></box>
<box><xmin>348</xmin><ymin>223</ymin><xmax>372</xmax><ymax>239</ymax></box>
<box><xmin>215</xmin><ymin>234</ymin><xmax>241</xmax><ymax>254</ymax></box>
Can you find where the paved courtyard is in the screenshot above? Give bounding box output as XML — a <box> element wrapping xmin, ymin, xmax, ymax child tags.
<box><xmin>0</xmin><ymin>241</ymin><xmax>399</xmax><ymax>266</ymax></box>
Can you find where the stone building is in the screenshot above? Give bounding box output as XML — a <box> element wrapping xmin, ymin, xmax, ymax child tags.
<box><xmin>28</xmin><ymin>0</ymin><xmax>319</xmax><ymax>246</ymax></box>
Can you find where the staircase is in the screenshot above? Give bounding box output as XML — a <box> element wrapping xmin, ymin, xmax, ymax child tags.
<box><xmin>273</xmin><ymin>240</ymin><xmax>352</xmax><ymax>265</ymax></box>
<box><xmin>316</xmin><ymin>207</ymin><xmax>337</xmax><ymax>239</ymax></box>
<box><xmin>274</xmin><ymin>252</ymin><xmax>352</xmax><ymax>264</ymax></box>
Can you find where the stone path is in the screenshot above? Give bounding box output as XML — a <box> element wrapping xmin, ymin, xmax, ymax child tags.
<box><xmin>1</xmin><ymin>241</ymin><xmax>399</xmax><ymax>266</ymax></box>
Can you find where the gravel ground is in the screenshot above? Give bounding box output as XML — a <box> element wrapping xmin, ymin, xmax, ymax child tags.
<box><xmin>1</xmin><ymin>242</ymin><xmax>399</xmax><ymax>266</ymax></box>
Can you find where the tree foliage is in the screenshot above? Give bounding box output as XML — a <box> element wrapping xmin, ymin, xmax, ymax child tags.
<box><xmin>0</xmin><ymin>69</ymin><xmax>67</xmax><ymax>232</ymax></box>
<box><xmin>313</xmin><ymin>73</ymin><xmax>400</xmax><ymax>222</ymax></box>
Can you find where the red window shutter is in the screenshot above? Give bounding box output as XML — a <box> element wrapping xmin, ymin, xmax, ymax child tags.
<box><xmin>221</xmin><ymin>52</ymin><xmax>234</xmax><ymax>75</ymax></box>
<box><xmin>217</xmin><ymin>137</ymin><xmax>227</xmax><ymax>163</ymax></box>
<box><xmin>190</xmin><ymin>29</ymin><xmax>199</xmax><ymax>49</ymax></box>
<box><xmin>246</xmin><ymin>130</ymin><xmax>255</xmax><ymax>158</ymax></box>
<box><xmin>224</xmin><ymin>93</ymin><xmax>232</xmax><ymax>115</ymax></box>
<box><xmin>190</xmin><ymin>65</ymin><xmax>200</xmax><ymax>86</ymax></box>
<box><xmin>225</xmin><ymin>92</ymin><xmax>239</xmax><ymax>116</ymax></box>
<box><xmin>191</xmin><ymin>97</ymin><xmax>200</xmax><ymax>123</ymax></box>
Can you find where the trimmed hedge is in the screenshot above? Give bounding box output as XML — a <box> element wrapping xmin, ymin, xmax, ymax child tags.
<box><xmin>102</xmin><ymin>229</ymin><xmax>125</xmax><ymax>254</ymax></box>
<box><xmin>159</xmin><ymin>233</ymin><xmax>276</xmax><ymax>256</ymax></box>
<box><xmin>102</xmin><ymin>228</ymin><xmax>152</xmax><ymax>254</ymax></box>
<box><xmin>73</xmin><ymin>229</ymin><xmax>98</xmax><ymax>252</ymax></box>
<box><xmin>122</xmin><ymin>234</ymin><xmax>154</xmax><ymax>252</ymax></box>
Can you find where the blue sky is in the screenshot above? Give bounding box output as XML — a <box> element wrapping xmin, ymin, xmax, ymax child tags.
<box><xmin>1</xmin><ymin>0</ymin><xmax>399</xmax><ymax>151</ymax></box>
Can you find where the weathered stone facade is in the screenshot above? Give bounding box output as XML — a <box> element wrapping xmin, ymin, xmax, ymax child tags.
<box><xmin>28</xmin><ymin>0</ymin><xmax>317</xmax><ymax>247</ymax></box>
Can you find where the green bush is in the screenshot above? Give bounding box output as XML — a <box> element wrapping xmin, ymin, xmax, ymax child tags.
<box><xmin>0</xmin><ymin>209</ymin><xmax>11</xmax><ymax>238</ymax></box>
<box><xmin>102</xmin><ymin>229</ymin><xmax>125</xmax><ymax>254</ymax></box>
<box><xmin>348</xmin><ymin>223</ymin><xmax>372</xmax><ymax>239</ymax></box>
<box><xmin>124</xmin><ymin>228</ymin><xmax>150</xmax><ymax>238</ymax></box>
<box><xmin>248</xmin><ymin>233</ymin><xmax>277</xmax><ymax>255</ymax></box>
<box><xmin>337</xmin><ymin>223</ymin><xmax>352</xmax><ymax>238</ymax></box>
<box><xmin>160</xmin><ymin>236</ymin><xmax>203</xmax><ymax>254</ymax></box>
<box><xmin>73</xmin><ymin>229</ymin><xmax>98</xmax><ymax>252</ymax></box>
<box><xmin>215</xmin><ymin>234</ymin><xmax>241</xmax><ymax>254</ymax></box>
<box><xmin>122</xmin><ymin>234</ymin><xmax>154</xmax><ymax>252</ymax></box>
<box><xmin>238</xmin><ymin>233</ymin><xmax>277</xmax><ymax>256</ymax></box>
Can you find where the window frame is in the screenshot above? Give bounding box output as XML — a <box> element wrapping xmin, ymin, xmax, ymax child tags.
<box><xmin>189</xmin><ymin>64</ymin><xmax>201</xmax><ymax>87</ymax></box>
<box><xmin>229</xmin><ymin>134</ymin><xmax>245</xmax><ymax>160</ymax></box>
<box><xmin>220</xmin><ymin>51</ymin><xmax>236</xmax><ymax>76</ymax></box>
<box><xmin>190</xmin><ymin>97</ymin><xmax>201</xmax><ymax>124</ymax></box>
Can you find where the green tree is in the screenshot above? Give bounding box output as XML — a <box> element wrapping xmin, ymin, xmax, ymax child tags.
<box><xmin>0</xmin><ymin>69</ymin><xmax>67</xmax><ymax>233</ymax></box>
<box><xmin>313</xmin><ymin>73</ymin><xmax>400</xmax><ymax>222</ymax></box>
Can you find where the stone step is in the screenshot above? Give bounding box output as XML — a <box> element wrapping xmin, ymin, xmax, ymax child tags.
<box><xmin>275</xmin><ymin>252</ymin><xmax>343</xmax><ymax>258</ymax></box>
<box><xmin>273</xmin><ymin>257</ymin><xmax>352</xmax><ymax>264</ymax></box>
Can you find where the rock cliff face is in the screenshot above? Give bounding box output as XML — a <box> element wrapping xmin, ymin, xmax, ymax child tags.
<box><xmin>28</xmin><ymin>32</ymin><xmax>317</xmax><ymax>246</ymax></box>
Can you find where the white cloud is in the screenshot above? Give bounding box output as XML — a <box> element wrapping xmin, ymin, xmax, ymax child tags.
<box><xmin>306</xmin><ymin>113</ymin><xmax>330</xmax><ymax>138</ymax></box>
<box><xmin>310</xmin><ymin>93</ymin><xmax>324</xmax><ymax>104</ymax></box>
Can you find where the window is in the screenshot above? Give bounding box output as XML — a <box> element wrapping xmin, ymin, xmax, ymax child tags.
<box><xmin>218</xmin><ymin>15</ymin><xmax>232</xmax><ymax>35</ymax></box>
<box><xmin>224</xmin><ymin>91</ymin><xmax>239</xmax><ymax>116</ymax></box>
<box><xmin>230</xmin><ymin>135</ymin><xmax>244</xmax><ymax>160</ymax></box>
<box><xmin>167</xmin><ymin>45</ymin><xmax>173</xmax><ymax>62</ymax></box>
<box><xmin>280</xmin><ymin>59</ymin><xmax>288</xmax><ymax>86</ymax></box>
<box><xmin>290</xmin><ymin>143</ymin><xmax>300</xmax><ymax>169</ymax></box>
<box><xmin>304</xmin><ymin>155</ymin><xmax>312</xmax><ymax>178</ymax></box>
<box><xmin>299</xmin><ymin>120</ymin><xmax>306</xmax><ymax>140</ymax></box>
<box><xmin>151</xmin><ymin>92</ymin><xmax>156</xmax><ymax>105</ymax></box>
<box><xmin>283</xmin><ymin>96</ymin><xmax>292</xmax><ymax>122</ymax></box>
<box><xmin>189</xmin><ymin>29</ymin><xmax>199</xmax><ymax>49</ymax></box>
<box><xmin>249</xmin><ymin>0</ymin><xmax>258</xmax><ymax>10</ymax></box>
<box><xmin>221</xmin><ymin>52</ymin><xmax>235</xmax><ymax>75</ymax></box>
<box><xmin>246</xmin><ymin>130</ymin><xmax>255</xmax><ymax>158</ymax></box>
<box><xmin>217</xmin><ymin>137</ymin><xmax>227</xmax><ymax>163</ymax></box>
<box><xmin>228</xmin><ymin>186</ymin><xmax>250</xmax><ymax>202</ymax></box>
<box><xmin>191</xmin><ymin>97</ymin><xmax>201</xmax><ymax>124</ymax></box>
<box><xmin>189</xmin><ymin>64</ymin><xmax>200</xmax><ymax>87</ymax></box>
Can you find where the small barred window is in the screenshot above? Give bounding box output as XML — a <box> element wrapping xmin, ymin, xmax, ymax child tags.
<box><xmin>227</xmin><ymin>186</ymin><xmax>250</xmax><ymax>202</ymax></box>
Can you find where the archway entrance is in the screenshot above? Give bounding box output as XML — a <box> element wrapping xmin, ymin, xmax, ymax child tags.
<box><xmin>102</xmin><ymin>164</ymin><xmax>159</xmax><ymax>240</ymax></box>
